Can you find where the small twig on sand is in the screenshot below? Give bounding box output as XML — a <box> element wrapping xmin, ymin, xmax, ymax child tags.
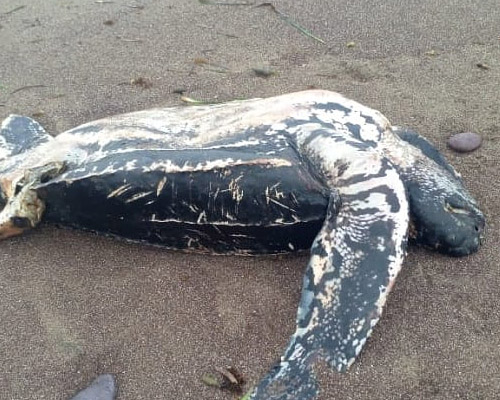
<box><xmin>199</xmin><ymin>0</ymin><xmax>253</xmax><ymax>5</ymax></box>
<box><xmin>118</xmin><ymin>37</ymin><xmax>144</xmax><ymax>42</ymax></box>
<box><xmin>256</xmin><ymin>2</ymin><xmax>325</xmax><ymax>44</ymax></box>
<box><xmin>10</xmin><ymin>85</ymin><xmax>46</xmax><ymax>95</ymax></box>
<box><xmin>3</xmin><ymin>5</ymin><xmax>26</xmax><ymax>15</ymax></box>
<box><xmin>194</xmin><ymin>57</ymin><xmax>231</xmax><ymax>73</ymax></box>
<box><xmin>197</xmin><ymin>24</ymin><xmax>239</xmax><ymax>38</ymax></box>
<box><xmin>117</xmin><ymin>77</ymin><xmax>152</xmax><ymax>88</ymax></box>
<box><xmin>180</xmin><ymin>96</ymin><xmax>209</xmax><ymax>105</ymax></box>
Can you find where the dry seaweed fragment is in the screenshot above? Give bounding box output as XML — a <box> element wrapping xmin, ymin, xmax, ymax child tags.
<box><xmin>201</xmin><ymin>366</ymin><xmax>246</xmax><ymax>393</ymax></box>
<box><xmin>118</xmin><ymin>77</ymin><xmax>153</xmax><ymax>88</ymax></box>
<box><xmin>256</xmin><ymin>2</ymin><xmax>325</xmax><ymax>44</ymax></box>
<box><xmin>476</xmin><ymin>62</ymin><xmax>490</xmax><ymax>70</ymax></box>
<box><xmin>194</xmin><ymin>57</ymin><xmax>209</xmax><ymax>65</ymax></box>
<box><xmin>215</xmin><ymin>366</ymin><xmax>240</xmax><ymax>385</ymax></box>
<box><xmin>130</xmin><ymin>77</ymin><xmax>152</xmax><ymax>88</ymax></box>
<box><xmin>252</xmin><ymin>67</ymin><xmax>276</xmax><ymax>78</ymax></box>
<box><xmin>194</xmin><ymin>57</ymin><xmax>230</xmax><ymax>73</ymax></box>
<box><xmin>201</xmin><ymin>373</ymin><xmax>220</xmax><ymax>387</ymax></box>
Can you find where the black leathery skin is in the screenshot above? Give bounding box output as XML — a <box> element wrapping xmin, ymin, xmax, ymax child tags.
<box><xmin>37</xmin><ymin>157</ymin><xmax>330</xmax><ymax>254</ymax></box>
<box><xmin>11</xmin><ymin>216</ymin><xmax>32</xmax><ymax>228</ymax></box>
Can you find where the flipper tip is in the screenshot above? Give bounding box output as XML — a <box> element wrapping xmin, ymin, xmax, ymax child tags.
<box><xmin>250</xmin><ymin>359</ymin><xmax>318</xmax><ymax>400</ymax></box>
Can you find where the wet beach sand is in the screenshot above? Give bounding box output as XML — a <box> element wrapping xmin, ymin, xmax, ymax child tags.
<box><xmin>0</xmin><ymin>1</ymin><xmax>499</xmax><ymax>399</ymax></box>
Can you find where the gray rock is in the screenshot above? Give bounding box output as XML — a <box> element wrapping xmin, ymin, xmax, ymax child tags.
<box><xmin>447</xmin><ymin>132</ymin><xmax>482</xmax><ymax>152</ymax></box>
<box><xmin>70</xmin><ymin>374</ymin><xmax>117</xmax><ymax>400</ymax></box>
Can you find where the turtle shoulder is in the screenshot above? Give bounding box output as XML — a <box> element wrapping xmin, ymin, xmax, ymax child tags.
<box><xmin>392</xmin><ymin>126</ymin><xmax>461</xmax><ymax>180</ymax></box>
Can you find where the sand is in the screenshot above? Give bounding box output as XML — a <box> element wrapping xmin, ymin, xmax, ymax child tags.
<box><xmin>0</xmin><ymin>0</ymin><xmax>499</xmax><ymax>399</ymax></box>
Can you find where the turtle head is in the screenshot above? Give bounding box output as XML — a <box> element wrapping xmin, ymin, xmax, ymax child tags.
<box><xmin>0</xmin><ymin>178</ymin><xmax>45</xmax><ymax>240</ymax></box>
<box><xmin>0</xmin><ymin>161</ymin><xmax>65</xmax><ymax>240</ymax></box>
<box><xmin>407</xmin><ymin>164</ymin><xmax>485</xmax><ymax>257</ymax></box>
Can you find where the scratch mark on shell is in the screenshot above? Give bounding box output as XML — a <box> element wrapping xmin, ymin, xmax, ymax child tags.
<box><xmin>107</xmin><ymin>183</ymin><xmax>132</xmax><ymax>198</ymax></box>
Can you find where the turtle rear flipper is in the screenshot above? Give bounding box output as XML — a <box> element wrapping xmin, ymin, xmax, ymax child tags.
<box><xmin>0</xmin><ymin>115</ymin><xmax>52</xmax><ymax>161</ymax></box>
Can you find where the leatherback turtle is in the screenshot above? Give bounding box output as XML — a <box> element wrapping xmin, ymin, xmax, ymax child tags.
<box><xmin>0</xmin><ymin>90</ymin><xmax>485</xmax><ymax>399</ymax></box>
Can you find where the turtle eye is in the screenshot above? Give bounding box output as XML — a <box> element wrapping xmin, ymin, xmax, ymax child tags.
<box><xmin>444</xmin><ymin>201</ymin><xmax>469</xmax><ymax>215</ymax></box>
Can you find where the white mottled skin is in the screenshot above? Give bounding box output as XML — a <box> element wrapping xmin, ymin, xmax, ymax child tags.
<box><xmin>0</xmin><ymin>116</ymin><xmax>15</xmax><ymax>159</ymax></box>
<box><xmin>0</xmin><ymin>90</ymin><xmax>484</xmax><ymax>400</ymax></box>
<box><xmin>0</xmin><ymin>91</ymin><xmax>403</xmax><ymax>191</ymax></box>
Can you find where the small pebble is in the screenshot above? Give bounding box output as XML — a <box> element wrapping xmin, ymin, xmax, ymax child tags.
<box><xmin>70</xmin><ymin>374</ymin><xmax>117</xmax><ymax>400</ymax></box>
<box><xmin>447</xmin><ymin>132</ymin><xmax>482</xmax><ymax>153</ymax></box>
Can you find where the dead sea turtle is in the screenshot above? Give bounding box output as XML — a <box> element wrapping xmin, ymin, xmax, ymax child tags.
<box><xmin>0</xmin><ymin>90</ymin><xmax>485</xmax><ymax>399</ymax></box>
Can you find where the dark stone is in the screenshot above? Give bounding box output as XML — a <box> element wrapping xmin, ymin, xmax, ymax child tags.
<box><xmin>447</xmin><ymin>132</ymin><xmax>482</xmax><ymax>153</ymax></box>
<box><xmin>70</xmin><ymin>374</ymin><xmax>117</xmax><ymax>400</ymax></box>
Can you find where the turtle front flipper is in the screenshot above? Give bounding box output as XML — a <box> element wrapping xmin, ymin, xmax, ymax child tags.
<box><xmin>251</xmin><ymin>131</ymin><xmax>409</xmax><ymax>399</ymax></box>
<box><xmin>1</xmin><ymin>115</ymin><xmax>53</xmax><ymax>161</ymax></box>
